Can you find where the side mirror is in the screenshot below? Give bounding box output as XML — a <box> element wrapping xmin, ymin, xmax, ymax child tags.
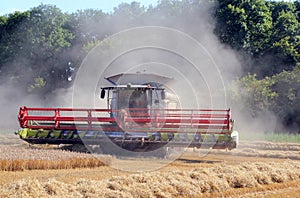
<box><xmin>100</xmin><ymin>89</ymin><xmax>105</xmax><ymax>99</ymax></box>
<box><xmin>161</xmin><ymin>90</ymin><xmax>165</xmax><ymax>100</ymax></box>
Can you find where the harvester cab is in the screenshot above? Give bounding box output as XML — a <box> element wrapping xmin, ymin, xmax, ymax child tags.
<box><xmin>100</xmin><ymin>84</ymin><xmax>166</xmax><ymax>118</ymax></box>
<box><xmin>16</xmin><ymin>73</ymin><xmax>238</xmax><ymax>156</ymax></box>
<box><xmin>100</xmin><ymin>73</ymin><xmax>172</xmax><ymax>109</ymax></box>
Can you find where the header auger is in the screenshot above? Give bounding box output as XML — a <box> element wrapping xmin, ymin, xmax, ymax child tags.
<box><xmin>16</xmin><ymin>73</ymin><xmax>238</xmax><ymax>156</ymax></box>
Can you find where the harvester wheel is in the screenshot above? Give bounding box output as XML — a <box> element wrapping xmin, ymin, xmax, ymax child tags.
<box><xmin>144</xmin><ymin>147</ymin><xmax>168</xmax><ymax>159</ymax></box>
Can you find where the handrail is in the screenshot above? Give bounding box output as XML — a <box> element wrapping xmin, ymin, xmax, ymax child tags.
<box><xmin>18</xmin><ymin>106</ymin><xmax>232</xmax><ymax>134</ymax></box>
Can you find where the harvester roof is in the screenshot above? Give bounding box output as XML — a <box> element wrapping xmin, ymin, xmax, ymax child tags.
<box><xmin>101</xmin><ymin>84</ymin><xmax>164</xmax><ymax>90</ymax></box>
<box><xmin>105</xmin><ymin>73</ymin><xmax>172</xmax><ymax>86</ymax></box>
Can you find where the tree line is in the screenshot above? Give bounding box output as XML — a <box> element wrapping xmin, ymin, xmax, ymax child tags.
<box><xmin>0</xmin><ymin>0</ymin><xmax>299</xmax><ymax>132</ymax></box>
<box><xmin>218</xmin><ymin>0</ymin><xmax>300</xmax><ymax>133</ymax></box>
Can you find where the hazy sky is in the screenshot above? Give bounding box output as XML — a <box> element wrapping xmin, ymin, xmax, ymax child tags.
<box><xmin>0</xmin><ymin>0</ymin><xmax>158</xmax><ymax>15</ymax></box>
<box><xmin>1</xmin><ymin>0</ymin><xmax>292</xmax><ymax>15</ymax></box>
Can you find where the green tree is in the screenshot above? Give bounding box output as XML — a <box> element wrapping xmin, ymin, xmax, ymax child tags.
<box><xmin>257</xmin><ymin>3</ymin><xmax>300</xmax><ymax>76</ymax></box>
<box><xmin>0</xmin><ymin>5</ymin><xmax>74</xmax><ymax>94</ymax></box>
<box><xmin>27</xmin><ymin>76</ymin><xmax>46</xmax><ymax>92</ymax></box>
<box><xmin>216</xmin><ymin>0</ymin><xmax>272</xmax><ymax>56</ymax></box>
<box><xmin>0</xmin><ymin>11</ymin><xmax>30</xmax><ymax>73</ymax></box>
<box><xmin>110</xmin><ymin>2</ymin><xmax>146</xmax><ymax>30</ymax></box>
<box><xmin>272</xmin><ymin>10</ymin><xmax>300</xmax><ymax>64</ymax></box>
<box><xmin>216</xmin><ymin>0</ymin><xmax>300</xmax><ymax>77</ymax></box>
<box><xmin>230</xmin><ymin>74</ymin><xmax>277</xmax><ymax>116</ymax></box>
<box><xmin>231</xmin><ymin>67</ymin><xmax>300</xmax><ymax>133</ymax></box>
<box><xmin>271</xmin><ymin>66</ymin><xmax>300</xmax><ymax>132</ymax></box>
<box><xmin>295</xmin><ymin>1</ymin><xmax>300</xmax><ymax>21</ymax></box>
<box><xmin>69</xmin><ymin>9</ymin><xmax>108</xmax><ymax>46</ymax></box>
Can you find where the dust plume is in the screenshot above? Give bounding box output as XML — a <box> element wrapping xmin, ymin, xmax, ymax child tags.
<box><xmin>0</xmin><ymin>0</ymin><xmax>278</xmax><ymax>138</ymax></box>
<box><xmin>0</xmin><ymin>83</ymin><xmax>74</xmax><ymax>132</ymax></box>
<box><xmin>99</xmin><ymin>0</ymin><xmax>278</xmax><ymax>136</ymax></box>
<box><xmin>75</xmin><ymin>1</ymin><xmax>245</xmax><ymax>126</ymax></box>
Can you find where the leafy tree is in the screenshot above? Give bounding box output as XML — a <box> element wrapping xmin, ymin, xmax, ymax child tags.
<box><xmin>216</xmin><ymin>0</ymin><xmax>300</xmax><ymax>77</ymax></box>
<box><xmin>216</xmin><ymin>0</ymin><xmax>272</xmax><ymax>56</ymax></box>
<box><xmin>295</xmin><ymin>1</ymin><xmax>300</xmax><ymax>21</ymax></box>
<box><xmin>27</xmin><ymin>76</ymin><xmax>46</xmax><ymax>92</ymax></box>
<box><xmin>0</xmin><ymin>15</ymin><xmax>7</xmax><ymax>25</ymax></box>
<box><xmin>69</xmin><ymin>9</ymin><xmax>108</xmax><ymax>46</ymax></box>
<box><xmin>110</xmin><ymin>2</ymin><xmax>147</xmax><ymax>31</ymax></box>
<box><xmin>272</xmin><ymin>10</ymin><xmax>300</xmax><ymax>63</ymax></box>
<box><xmin>231</xmin><ymin>66</ymin><xmax>300</xmax><ymax>133</ymax></box>
<box><xmin>113</xmin><ymin>2</ymin><xmax>146</xmax><ymax>20</ymax></box>
<box><xmin>0</xmin><ymin>5</ymin><xmax>74</xmax><ymax>94</ymax></box>
<box><xmin>267</xmin><ymin>1</ymin><xmax>296</xmax><ymax>22</ymax></box>
<box><xmin>0</xmin><ymin>11</ymin><xmax>30</xmax><ymax>72</ymax></box>
<box><xmin>271</xmin><ymin>66</ymin><xmax>300</xmax><ymax>132</ymax></box>
<box><xmin>230</xmin><ymin>73</ymin><xmax>277</xmax><ymax>116</ymax></box>
<box><xmin>255</xmin><ymin>3</ymin><xmax>300</xmax><ymax>77</ymax></box>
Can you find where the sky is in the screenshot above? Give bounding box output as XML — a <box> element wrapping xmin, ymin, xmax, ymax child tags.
<box><xmin>0</xmin><ymin>0</ymin><xmax>292</xmax><ymax>15</ymax></box>
<box><xmin>0</xmin><ymin>0</ymin><xmax>158</xmax><ymax>15</ymax></box>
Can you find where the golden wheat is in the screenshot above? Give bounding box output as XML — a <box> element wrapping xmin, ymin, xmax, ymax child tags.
<box><xmin>201</xmin><ymin>140</ymin><xmax>300</xmax><ymax>160</ymax></box>
<box><xmin>1</xmin><ymin>136</ymin><xmax>300</xmax><ymax>196</ymax></box>
<box><xmin>0</xmin><ymin>145</ymin><xmax>113</xmax><ymax>171</ymax></box>
<box><xmin>1</xmin><ymin>160</ymin><xmax>300</xmax><ymax>197</ymax></box>
<box><xmin>0</xmin><ymin>158</ymin><xmax>112</xmax><ymax>171</ymax></box>
<box><xmin>238</xmin><ymin>141</ymin><xmax>300</xmax><ymax>151</ymax></box>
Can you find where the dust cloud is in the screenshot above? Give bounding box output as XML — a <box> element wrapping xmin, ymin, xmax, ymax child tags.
<box><xmin>77</xmin><ymin>1</ymin><xmax>245</xmax><ymax>129</ymax></box>
<box><xmin>0</xmin><ymin>1</ymin><xmax>276</xmax><ymax>137</ymax></box>
<box><xmin>0</xmin><ymin>84</ymin><xmax>74</xmax><ymax>131</ymax></box>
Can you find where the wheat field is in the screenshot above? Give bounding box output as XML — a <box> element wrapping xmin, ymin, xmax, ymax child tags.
<box><xmin>1</xmin><ymin>160</ymin><xmax>300</xmax><ymax>197</ymax></box>
<box><xmin>207</xmin><ymin>141</ymin><xmax>300</xmax><ymax>160</ymax></box>
<box><xmin>1</xmin><ymin>138</ymin><xmax>300</xmax><ymax>197</ymax></box>
<box><xmin>0</xmin><ymin>145</ymin><xmax>113</xmax><ymax>171</ymax></box>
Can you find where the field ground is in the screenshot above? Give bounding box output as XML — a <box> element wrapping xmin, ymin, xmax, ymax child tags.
<box><xmin>1</xmin><ymin>133</ymin><xmax>300</xmax><ymax>197</ymax></box>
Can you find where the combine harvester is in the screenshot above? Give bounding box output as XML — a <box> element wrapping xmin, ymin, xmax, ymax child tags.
<box><xmin>16</xmin><ymin>73</ymin><xmax>238</xmax><ymax>157</ymax></box>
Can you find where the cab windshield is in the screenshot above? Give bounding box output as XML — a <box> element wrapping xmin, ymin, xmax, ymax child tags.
<box><xmin>118</xmin><ymin>89</ymin><xmax>148</xmax><ymax>109</ymax></box>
